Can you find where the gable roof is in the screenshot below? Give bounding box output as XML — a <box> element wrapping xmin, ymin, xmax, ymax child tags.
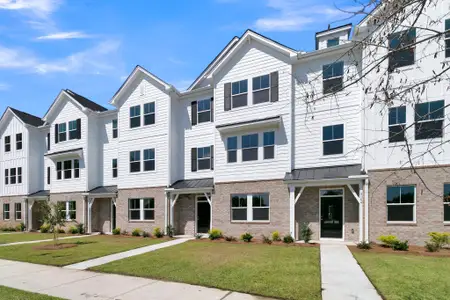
<box><xmin>9</xmin><ymin>107</ymin><xmax>44</xmax><ymax>127</ymax></box>
<box><xmin>65</xmin><ymin>89</ymin><xmax>108</xmax><ymax>112</ymax></box>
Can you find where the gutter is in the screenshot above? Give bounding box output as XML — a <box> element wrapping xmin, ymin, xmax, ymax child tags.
<box><xmin>296</xmin><ymin>42</ymin><xmax>355</xmax><ymax>62</ymax></box>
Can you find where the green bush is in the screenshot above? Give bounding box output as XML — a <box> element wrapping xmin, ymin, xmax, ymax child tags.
<box><xmin>40</xmin><ymin>223</ymin><xmax>50</xmax><ymax>233</ymax></box>
<box><xmin>195</xmin><ymin>233</ymin><xmax>203</xmax><ymax>239</ymax></box>
<box><xmin>356</xmin><ymin>241</ymin><xmax>372</xmax><ymax>250</ymax></box>
<box><xmin>68</xmin><ymin>226</ymin><xmax>79</xmax><ymax>234</ymax></box>
<box><xmin>142</xmin><ymin>231</ymin><xmax>150</xmax><ymax>238</ymax></box>
<box><xmin>166</xmin><ymin>225</ymin><xmax>175</xmax><ymax>238</ymax></box>
<box><xmin>300</xmin><ymin>223</ymin><xmax>313</xmax><ymax>243</ymax></box>
<box><xmin>241</xmin><ymin>233</ymin><xmax>253</xmax><ymax>242</ymax></box>
<box><xmin>262</xmin><ymin>235</ymin><xmax>272</xmax><ymax>244</ymax></box>
<box><xmin>272</xmin><ymin>231</ymin><xmax>281</xmax><ymax>242</ymax></box>
<box><xmin>427</xmin><ymin>232</ymin><xmax>450</xmax><ymax>250</ymax></box>
<box><xmin>153</xmin><ymin>227</ymin><xmax>164</xmax><ymax>238</ymax></box>
<box><xmin>425</xmin><ymin>241</ymin><xmax>440</xmax><ymax>252</ymax></box>
<box><xmin>208</xmin><ymin>228</ymin><xmax>223</xmax><ymax>240</ymax></box>
<box><xmin>392</xmin><ymin>240</ymin><xmax>409</xmax><ymax>251</ymax></box>
<box><xmin>76</xmin><ymin>223</ymin><xmax>85</xmax><ymax>234</ymax></box>
<box><xmin>57</xmin><ymin>228</ymin><xmax>66</xmax><ymax>234</ymax></box>
<box><xmin>378</xmin><ymin>235</ymin><xmax>399</xmax><ymax>247</ymax></box>
<box><xmin>283</xmin><ymin>234</ymin><xmax>294</xmax><ymax>244</ymax></box>
<box><xmin>112</xmin><ymin>228</ymin><xmax>121</xmax><ymax>235</ymax></box>
<box><xmin>15</xmin><ymin>223</ymin><xmax>25</xmax><ymax>232</ymax></box>
<box><xmin>132</xmin><ymin>228</ymin><xmax>142</xmax><ymax>237</ymax></box>
<box><xmin>224</xmin><ymin>235</ymin><xmax>236</xmax><ymax>242</ymax></box>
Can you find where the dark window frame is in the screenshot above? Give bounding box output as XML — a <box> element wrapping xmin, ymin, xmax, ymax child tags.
<box><xmin>57</xmin><ymin>162</ymin><xmax>62</xmax><ymax>180</ymax></box>
<box><xmin>387</xmin><ymin>185</ymin><xmax>416</xmax><ymax>223</ymax></box>
<box><xmin>16</xmin><ymin>133</ymin><xmax>22</xmax><ymax>150</ymax></box>
<box><xmin>143</xmin><ymin>102</ymin><xmax>155</xmax><ymax>126</ymax></box>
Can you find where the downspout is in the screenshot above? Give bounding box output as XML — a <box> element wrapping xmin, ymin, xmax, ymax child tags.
<box><xmin>364</xmin><ymin>178</ymin><xmax>369</xmax><ymax>242</ymax></box>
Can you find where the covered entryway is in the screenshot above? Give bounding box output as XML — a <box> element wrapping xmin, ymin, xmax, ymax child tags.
<box><xmin>196</xmin><ymin>196</ymin><xmax>211</xmax><ymax>234</ymax></box>
<box><xmin>84</xmin><ymin>186</ymin><xmax>117</xmax><ymax>234</ymax></box>
<box><xmin>320</xmin><ymin>189</ymin><xmax>344</xmax><ymax>239</ymax></box>
<box><xmin>25</xmin><ymin>190</ymin><xmax>50</xmax><ymax>231</ymax></box>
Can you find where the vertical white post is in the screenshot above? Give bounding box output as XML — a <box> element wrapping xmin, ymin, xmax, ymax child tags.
<box><xmin>110</xmin><ymin>199</ymin><xmax>113</xmax><ymax>233</ymax></box>
<box><xmin>88</xmin><ymin>198</ymin><xmax>94</xmax><ymax>234</ymax></box>
<box><xmin>364</xmin><ymin>178</ymin><xmax>369</xmax><ymax>242</ymax></box>
<box><xmin>164</xmin><ymin>192</ymin><xmax>169</xmax><ymax>233</ymax></box>
<box><xmin>358</xmin><ymin>182</ymin><xmax>363</xmax><ymax>242</ymax></box>
<box><xmin>289</xmin><ymin>185</ymin><xmax>295</xmax><ymax>238</ymax></box>
<box><xmin>28</xmin><ymin>199</ymin><xmax>34</xmax><ymax>232</ymax></box>
<box><xmin>170</xmin><ymin>195</ymin><xmax>174</xmax><ymax>228</ymax></box>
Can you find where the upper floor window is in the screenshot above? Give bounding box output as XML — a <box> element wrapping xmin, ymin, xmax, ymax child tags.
<box><xmin>415</xmin><ymin>100</ymin><xmax>444</xmax><ymax>140</ymax></box>
<box><xmin>47</xmin><ymin>133</ymin><xmax>50</xmax><ymax>151</ymax></box>
<box><xmin>388</xmin><ymin>106</ymin><xmax>406</xmax><ymax>143</ymax></box>
<box><xmin>198</xmin><ymin>99</ymin><xmax>211</xmax><ymax>123</ymax></box>
<box><xmin>323</xmin><ymin>62</ymin><xmax>344</xmax><ymax>94</ymax></box>
<box><xmin>387</xmin><ymin>185</ymin><xmax>415</xmax><ymax>223</ymax></box>
<box><xmin>227</xmin><ymin>136</ymin><xmax>237</xmax><ymax>163</ymax></box>
<box><xmin>68</xmin><ymin>120</ymin><xmax>78</xmax><ymax>140</ymax></box>
<box><xmin>4</xmin><ymin>169</ymin><xmax>8</xmax><ymax>185</ymax></box>
<box><xmin>232</xmin><ymin>80</ymin><xmax>248</xmax><ymax>108</ymax></box>
<box><xmin>143</xmin><ymin>149</ymin><xmax>155</xmax><ymax>171</ymax></box>
<box><xmin>445</xmin><ymin>20</ymin><xmax>450</xmax><ymax>58</ymax></box>
<box><xmin>74</xmin><ymin>160</ymin><xmax>80</xmax><ymax>178</ymax></box>
<box><xmin>242</xmin><ymin>134</ymin><xmax>258</xmax><ymax>162</ymax></box>
<box><xmin>4</xmin><ymin>136</ymin><xmax>10</xmax><ymax>152</ymax></box>
<box><xmin>112</xmin><ymin>119</ymin><xmax>118</xmax><ymax>138</ymax></box>
<box><xmin>388</xmin><ymin>28</ymin><xmax>416</xmax><ymax>71</ymax></box>
<box><xmin>444</xmin><ymin>184</ymin><xmax>450</xmax><ymax>222</ymax></box>
<box><xmin>64</xmin><ymin>160</ymin><xmax>72</xmax><ymax>179</ymax></box>
<box><xmin>263</xmin><ymin>131</ymin><xmax>275</xmax><ymax>159</ymax></box>
<box><xmin>57</xmin><ymin>162</ymin><xmax>62</xmax><ymax>180</ymax></box>
<box><xmin>112</xmin><ymin>159</ymin><xmax>118</xmax><ymax>178</ymax></box>
<box><xmin>16</xmin><ymin>133</ymin><xmax>22</xmax><ymax>150</ymax></box>
<box><xmin>10</xmin><ymin>168</ymin><xmax>16</xmax><ymax>184</ymax></box>
<box><xmin>3</xmin><ymin>204</ymin><xmax>10</xmax><ymax>220</ymax></box>
<box><xmin>327</xmin><ymin>38</ymin><xmax>339</xmax><ymax>48</ymax></box>
<box><xmin>144</xmin><ymin>102</ymin><xmax>155</xmax><ymax>126</ymax></box>
<box><xmin>197</xmin><ymin>146</ymin><xmax>211</xmax><ymax>170</ymax></box>
<box><xmin>17</xmin><ymin>167</ymin><xmax>22</xmax><ymax>184</ymax></box>
<box><xmin>130</xmin><ymin>105</ymin><xmax>141</xmax><ymax>128</ymax></box>
<box><xmin>323</xmin><ymin>124</ymin><xmax>344</xmax><ymax>156</ymax></box>
<box><xmin>57</xmin><ymin>160</ymin><xmax>79</xmax><ymax>180</ymax></box>
<box><xmin>130</xmin><ymin>150</ymin><xmax>141</xmax><ymax>173</ymax></box>
<box><xmin>253</xmin><ymin>74</ymin><xmax>270</xmax><ymax>104</ymax></box>
<box><xmin>58</xmin><ymin>123</ymin><xmax>67</xmax><ymax>142</ymax></box>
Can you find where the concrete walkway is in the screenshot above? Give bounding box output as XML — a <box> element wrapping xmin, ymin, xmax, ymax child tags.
<box><xmin>320</xmin><ymin>244</ymin><xmax>382</xmax><ymax>300</ymax></box>
<box><xmin>65</xmin><ymin>238</ymin><xmax>192</xmax><ymax>270</ymax></box>
<box><xmin>0</xmin><ymin>259</ymin><xmax>271</xmax><ymax>300</ymax></box>
<box><xmin>0</xmin><ymin>234</ymin><xmax>98</xmax><ymax>247</ymax></box>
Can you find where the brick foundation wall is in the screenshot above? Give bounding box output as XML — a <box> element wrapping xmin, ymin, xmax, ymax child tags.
<box><xmin>49</xmin><ymin>192</ymin><xmax>85</xmax><ymax>231</ymax></box>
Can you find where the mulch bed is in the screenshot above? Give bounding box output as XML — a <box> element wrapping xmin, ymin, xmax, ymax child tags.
<box><xmin>33</xmin><ymin>244</ymin><xmax>79</xmax><ymax>250</ymax></box>
<box><xmin>193</xmin><ymin>238</ymin><xmax>319</xmax><ymax>247</ymax></box>
<box><xmin>349</xmin><ymin>243</ymin><xmax>450</xmax><ymax>257</ymax></box>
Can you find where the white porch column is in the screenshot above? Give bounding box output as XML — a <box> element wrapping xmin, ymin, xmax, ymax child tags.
<box><xmin>289</xmin><ymin>185</ymin><xmax>295</xmax><ymax>237</ymax></box>
<box><xmin>27</xmin><ymin>199</ymin><xmax>35</xmax><ymax>232</ymax></box>
<box><xmin>164</xmin><ymin>192</ymin><xmax>169</xmax><ymax>233</ymax></box>
<box><xmin>364</xmin><ymin>178</ymin><xmax>369</xmax><ymax>242</ymax></box>
<box><xmin>358</xmin><ymin>182</ymin><xmax>364</xmax><ymax>242</ymax></box>
<box><xmin>87</xmin><ymin>198</ymin><xmax>95</xmax><ymax>234</ymax></box>
<box><xmin>203</xmin><ymin>192</ymin><xmax>212</xmax><ymax>231</ymax></box>
<box><xmin>169</xmin><ymin>194</ymin><xmax>179</xmax><ymax>228</ymax></box>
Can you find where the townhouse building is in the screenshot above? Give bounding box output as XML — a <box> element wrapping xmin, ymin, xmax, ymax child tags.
<box><xmin>1</xmin><ymin>2</ymin><xmax>449</xmax><ymax>245</ymax></box>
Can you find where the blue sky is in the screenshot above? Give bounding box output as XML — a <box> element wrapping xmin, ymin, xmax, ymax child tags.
<box><xmin>0</xmin><ymin>0</ymin><xmax>362</xmax><ymax>117</ymax></box>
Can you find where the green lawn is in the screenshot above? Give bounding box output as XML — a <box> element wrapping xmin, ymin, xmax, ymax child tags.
<box><xmin>0</xmin><ymin>236</ymin><xmax>166</xmax><ymax>266</ymax></box>
<box><xmin>93</xmin><ymin>241</ymin><xmax>321</xmax><ymax>300</ymax></box>
<box><xmin>0</xmin><ymin>286</ymin><xmax>64</xmax><ymax>300</ymax></box>
<box><xmin>353</xmin><ymin>251</ymin><xmax>450</xmax><ymax>300</ymax></box>
<box><xmin>0</xmin><ymin>233</ymin><xmax>76</xmax><ymax>244</ymax></box>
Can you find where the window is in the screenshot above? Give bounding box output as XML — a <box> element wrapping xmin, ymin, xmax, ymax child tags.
<box><xmin>197</xmin><ymin>99</ymin><xmax>211</xmax><ymax>123</ymax></box>
<box><xmin>444</xmin><ymin>184</ymin><xmax>450</xmax><ymax>222</ymax></box>
<box><xmin>231</xmin><ymin>193</ymin><xmax>270</xmax><ymax>222</ymax></box>
<box><xmin>231</xmin><ymin>80</ymin><xmax>248</xmax><ymax>108</ymax></box>
<box><xmin>227</xmin><ymin>136</ymin><xmax>237</xmax><ymax>163</ymax></box>
<box><xmin>387</xmin><ymin>185</ymin><xmax>415</xmax><ymax>222</ymax></box>
<box><xmin>327</xmin><ymin>38</ymin><xmax>339</xmax><ymax>48</ymax></box>
<box><xmin>60</xmin><ymin>201</ymin><xmax>76</xmax><ymax>220</ymax></box>
<box><xmin>446</xmin><ymin>19</ymin><xmax>450</xmax><ymax>58</ymax></box>
<box><xmin>197</xmin><ymin>147</ymin><xmax>211</xmax><ymax>170</ymax></box>
<box><xmin>16</xmin><ymin>133</ymin><xmax>22</xmax><ymax>150</ymax></box>
<box><xmin>57</xmin><ymin>162</ymin><xmax>62</xmax><ymax>180</ymax></box>
<box><xmin>130</xmin><ymin>105</ymin><xmax>141</xmax><ymax>128</ymax></box>
<box><xmin>143</xmin><ymin>149</ymin><xmax>155</xmax><ymax>171</ymax></box>
<box><xmin>263</xmin><ymin>131</ymin><xmax>275</xmax><ymax>159</ymax></box>
<box><xmin>4</xmin><ymin>136</ymin><xmax>10</xmax><ymax>152</ymax></box>
<box><xmin>64</xmin><ymin>160</ymin><xmax>72</xmax><ymax>179</ymax></box>
<box><xmin>253</xmin><ymin>74</ymin><xmax>270</xmax><ymax>104</ymax></box>
<box><xmin>388</xmin><ymin>106</ymin><xmax>406</xmax><ymax>142</ymax></box>
<box><xmin>388</xmin><ymin>28</ymin><xmax>416</xmax><ymax>71</ymax></box>
<box><xmin>323</xmin><ymin>124</ymin><xmax>344</xmax><ymax>155</ymax></box>
<box><xmin>58</xmin><ymin>123</ymin><xmax>67</xmax><ymax>142</ymax></box>
<box><xmin>323</xmin><ymin>62</ymin><xmax>344</xmax><ymax>94</ymax></box>
<box><xmin>144</xmin><ymin>102</ymin><xmax>155</xmax><ymax>126</ymax></box>
<box><xmin>128</xmin><ymin>198</ymin><xmax>154</xmax><ymax>221</ymax></box>
<box><xmin>3</xmin><ymin>204</ymin><xmax>10</xmax><ymax>220</ymax></box>
<box><xmin>112</xmin><ymin>119</ymin><xmax>118</xmax><ymax>138</ymax></box>
<box><xmin>415</xmin><ymin>100</ymin><xmax>445</xmax><ymax>140</ymax></box>
<box><xmin>242</xmin><ymin>134</ymin><xmax>258</xmax><ymax>161</ymax></box>
<box><xmin>17</xmin><ymin>167</ymin><xmax>22</xmax><ymax>184</ymax></box>
<box><xmin>112</xmin><ymin>159</ymin><xmax>118</xmax><ymax>178</ymax></box>
<box><xmin>4</xmin><ymin>169</ymin><xmax>8</xmax><ymax>185</ymax></box>
<box><xmin>68</xmin><ymin>120</ymin><xmax>78</xmax><ymax>140</ymax></box>
<box><xmin>130</xmin><ymin>150</ymin><xmax>141</xmax><ymax>173</ymax></box>
<box><xmin>47</xmin><ymin>167</ymin><xmax>51</xmax><ymax>185</ymax></box>
<box><xmin>15</xmin><ymin>203</ymin><xmax>21</xmax><ymax>220</ymax></box>
<box><xmin>74</xmin><ymin>160</ymin><xmax>80</xmax><ymax>178</ymax></box>
<box><xmin>47</xmin><ymin>133</ymin><xmax>50</xmax><ymax>151</ymax></box>
<box><xmin>10</xmin><ymin>168</ymin><xmax>16</xmax><ymax>184</ymax></box>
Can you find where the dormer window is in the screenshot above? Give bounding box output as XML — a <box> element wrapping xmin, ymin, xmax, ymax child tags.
<box><xmin>58</xmin><ymin>123</ymin><xmax>67</xmax><ymax>142</ymax></box>
<box><xmin>232</xmin><ymin>80</ymin><xmax>248</xmax><ymax>108</ymax></box>
<box><xmin>130</xmin><ymin>105</ymin><xmax>141</xmax><ymax>128</ymax></box>
<box><xmin>327</xmin><ymin>38</ymin><xmax>339</xmax><ymax>48</ymax></box>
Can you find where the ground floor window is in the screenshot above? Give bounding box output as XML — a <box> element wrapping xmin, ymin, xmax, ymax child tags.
<box><xmin>3</xmin><ymin>203</ymin><xmax>10</xmax><ymax>220</ymax></box>
<box><xmin>387</xmin><ymin>185</ymin><xmax>415</xmax><ymax>222</ymax></box>
<box><xmin>59</xmin><ymin>201</ymin><xmax>76</xmax><ymax>220</ymax></box>
<box><xmin>444</xmin><ymin>184</ymin><xmax>450</xmax><ymax>222</ymax></box>
<box><xmin>15</xmin><ymin>203</ymin><xmax>21</xmax><ymax>220</ymax></box>
<box><xmin>128</xmin><ymin>198</ymin><xmax>154</xmax><ymax>221</ymax></box>
<box><xmin>231</xmin><ymin>193</ymin><xmax>270</xmax><ymax>222</ymax></box>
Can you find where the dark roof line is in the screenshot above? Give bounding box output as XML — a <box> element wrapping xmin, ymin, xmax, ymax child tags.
<box><xmin>28</xmin><ymin>190</ymin><xmax>50</xmax><ymax>197</ymax></box>
<box><xmin>315</xmin><ymin>23</ymin><xmax>353</xmax><ymax>36</ymax></box>
<box><xmin>7</xmin><ymin>107</ymin><xmax>44</xmax><ymax>127</ymax></box>
<box><xmin>216</xmin><ymin>116</ymin><xmax>280</xmax><ymax>129</ymax></box>
<box><xmin>284</xmin><ymin>164</ymin><xmax>363</xmax><ymax>181</ymax></box>
<box><xmin>65</xmin><ymin>89</ymin><xmax>108</xmax><ymax>112</ymax></box>
<box><xmin>170</xmin><ymin>178</ymin><xmax>214</xmax><ymax>190</ymax></box>
<box><xmin>245</xmin><ymin>29</ymin><xmax>297</xmax><ymax>52</ymax></box>
<box><xmin>88</xmin><ymin>185</ymin><xmax>118</xmax><ymax>194</ymax></box>
<box><xmin>44</xmin><ymin>147</ymin><xmax>83</xmax><ymax>157</ymax></box>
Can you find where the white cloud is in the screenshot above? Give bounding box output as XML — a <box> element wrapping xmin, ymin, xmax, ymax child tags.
<box><xmin>0</xmin><ymin>0</ymin><xmax>61</xmax><ymax>19</ymax></box>
<box><xmin>168</xmin><ymin>57</ymin><xmax>186</xmax><ymax>65</ymax></box>
<box><xmin>36</xmin><ymin>31</ymin><xmax>93</xmax><ymax>40</ymax></box>
<box><xmin>0</xmin><ymin>82</ymin><xmax>10</xmax><ymax>90</ymax></box>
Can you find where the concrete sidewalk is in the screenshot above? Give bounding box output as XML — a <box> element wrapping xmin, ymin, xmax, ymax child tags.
<box><xmin>64</xmin><ymin>238</ymin><xmax>192</xmax><ymax>270</ymax></box>
<box><xmin>0</xmin><ymin>259</ymin><xmax>271</xmax><ymax>300</ymax></box>
<box><xmin>320</xmin><ymin>244</ymin><xmax>381</xmax><ymax>300</ymax></box>
<box><xmin>0</xmin><ymin>233</ymin><xmax>98</xmax><ymax>247</ymax></box>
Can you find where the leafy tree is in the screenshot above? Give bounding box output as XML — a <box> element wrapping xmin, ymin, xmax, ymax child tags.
<box><xmin>40</xmin><ymin>201</ymin><xmax>67</xmax><ymax>246</ymax></box>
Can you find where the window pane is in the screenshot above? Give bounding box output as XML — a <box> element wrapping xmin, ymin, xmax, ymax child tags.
<box><xmin>327</xmin><ymin>38</ymin><xmax>339</xmax><ymax>47</ymax></box>
<box><xmin>228</xmin><ymin>150</ymin><xmax>237</xmax><ymax>163</ymax></box>
<box><xmin>231</xmin><ymin>195</ymin><xmax>247</xmax><ymax>207</ymax></box>
<box><xmin>323</xmin><ymin>77</ymin><xmax>343</xmax><ymax>94</ymax></box>
<box><xmin>323</xmin><ymin>126</ymin><xmax>333</xmax><ymax>141</ymax></box>
<box><xmin>389</xmin><ymin>125</ymin><xmax>405</xmax><ymax>143</ymax></box>
<box><xmin>144</xmin><ymin>149</ymin><xmax>155</xmax><ymax>160</ymax></box>
<box><xmin>320</xmin><ymin>189</ymin><xmax>343</xmax><ymax>196</ymax></box>
<box><xmin>252</xmin><ymin>195</ymin><xmax>261</xmax><ymax>207</ymax></box>
<box><xmin>232</xmin><ymin>94</ymin><xmax>247</xmax><ymax>108</ymax></box>
<box><xmin>242</xmin><ymin>134</ymin><xmax>258</xmax><ymax>148</ymax></box>
<box><xmin>144</xmin><ymin>114</ymin><xmax>155</xmax><ymax>125</ymax></box>
<box><xmin>242</xmin><ymin>148</ymin><xmax>258</xmax><ymax>161</ymax></box>
<box><xmin>198</xmin><ymin>99</ymin><xmax>210</xmax><ymax>112</ymax></box>
<box><xmin>444</xmin><ymin>204</ymin><xmax>450</xmax><ymax>222</ymax></box>
<box><xmin>253</xmin><ymin>76</ymin><xmax>260</xmax><ymax>90</ymax></box>
<box><xmin>144</xmin><ymin>103</ymin><xmax>155</xmax><ymax>114</ymax></box>
<box><xmin>387</xmin><ymin>187</ymin><xmax>401</xmax><ymax>203</ymax></box>
<box><xmin>263</xmin><ymin>132</ymin><xmax>275</xmax><ymax>146</ymax></box>
<box><xmin>130</xmin><ymin>210</ymin><xmax>140</xmax><ymax>220</ymax></box>
<box><xmin>253</xmin><ymin>89</ymin><xmax>270</xmax><ymax>104</ymax></box>
<box><xmin>231</xmin><ymin>196</ymin><xmax>240</xmax><ymax>207</ymax></box>
<box><xmin>415</xmin><ymin>120</ymin><xmax>443</xmax><ymax>140</ymax></box>
<box><xmin>232</xmin><ymin>209</ymin><xmax>247</xmax><ymax>221</ymax></box>
<box><xmin>400</xmin><ymin>186</ymin><xmax>415</xmax><ymax>203</ymax></box>
<box><xmin>261</xmin><ymin>75</ymin><xmax>270</xmax><ymax>89</ymax></box>
<box><xmin>144</xmin><ymin>160</ymin><xmax>155</xmax><ymax>171</ymax></box>
<box><xmin>227</xmin><ymin>137</ymin><xmax>237</xmax><ymax>150</ymax></box>
<box><xmin>112</xmin><ymin>119</ymin><xmax>117</xmax><ymax>129</ymax></box>
<box><xmin>323</xmin><ymin>140</ymin><xmax>343</xmax><ymax>155</ymax></box>
<box><xmin>260</xmin><ymin>194</ymin><xmax>270</xmax><ymax>206</ymax></box>
<box><xmin>130</xmin><ymin>162</ymin><xmax>140</xmax><ymax>173</ymax></box>
<box><xmin>198</xmin><ymin>111</ymin><xmax>211</xmax><ymax>123</ymax></box>
<box><xmin>264</xmin><ymin>146</ymin><xmax>274</xmax><ymax>159</ymax></box>
<box><xmin>144</xmin><ymin>198</ymin><xmax>154</xmax><ymax>209</ymax></box>
<box><xmin>130</xmin><ymin>105</ymin><xmax>140</xmax><ymax>117</ymax></box>
<box><xmin>253</xmin><ymin>208</ymin><xmax>269</xmax><ymax>221</ymax></box>
<box><xmin>429</xmin><ymin>100</ymin><xmax>444</xmax><ymax>119</ymax></box>
<box><xmin>334</xmin><ymin>124</ymin><xmax>344</xmax><ymax>139</ymax></box>
<box><xmin>130</xmin><ymin>117</ymin><xmax>140</xmax><ymax>128</ymax></box>
<box><xmin>240</xmin><ymin>80</ymin><xmax>248</xmax><ymax>93</ymax></box>
<box><xmin>198</xmin><ymin>159</ymin><xmax>211</xmax><ymax>170</ymax></box>
<box><xmin>130</xmin><ymin>151</ymin><xmax>140</xmax><ymax>161</ymax></box>
<box><xmin>232</xmin><ymin>82</ymin><xmax>240</xmax><ymax>95</ymax></box>
<box><xmin>444</xmin><ymin>184</ymin><xmax>450</xmax><ymax>202</ymax></box>
<box><xmin>144</xmin><ymin>210</ymin><xmax>154</xmax><ymax>220</ymax></box>
<box><xmin>388</xmin><ymin>205</ymin><xmax>414</xmax><ymax>222</ymax></box>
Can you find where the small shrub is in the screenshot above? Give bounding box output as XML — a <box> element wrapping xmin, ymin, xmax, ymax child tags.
<box><xmin>40</xmin><ymin>223</ymin><xmax>50</xmax><ymax>233</ymax></box>
<box><xmin>300</xmin><ymin>223</ymin><xmax>313</xmax><ymax>243</ymax></box>
<box><xmin>57</xmin><ymin>228</ymin><xmax>66</xmax><ymax>234</ymax></box>
<box><xmin>425</xmin><ymin>241</ymin><xmax>440</xmax><ymax>252</ymax></box>
<box><xmin>283</xmin><ymin>234</ymin><xmax>294</xmax><ymax>244</ymax></box>
<box><xmin>76</xmin><ymin>223</ymin><xmax>85</xmax><ymax>234</ymax></box>
<box><xmin>240</xmin><ymin>233</ymin><xmax>253</xmax><ymax>242</ymax></box>
<box><xmin>427</xmin><ymin>232</ymin><xmax>450</xmax><ymax>250</ymax></box>
<box><xmin>272</xmin><ymin>231</ymin><xmax>281</xmax><ymax>242</ymax></box>
<box><xmin>16</xmin><ymin>222</ymin><xmax>25</xmax><ymax>232</ymax></box>
<box><xmin>68</xmin><ymin>226</ymin><xmax>79</xmax><ymax>234</ymax></box>
<box><xmin>208</xmin><ymin>228</ymin><xmax>223</xmax><ymax>240</ymax></box>
<box><xmin>132</xmin><ymin>228</ymin><xmax>142</xmax><ymax>237</ymax></box>
<box><xmin>142</xmin><ymin>231</ymin><xmax>150</xmax><ymax>238</ymax></box>
<box><xmin>378</xmin><ymin>235</ymin><xmax>399</xmax><ymax>247</ymax></box>
<box><xmin>166</xmin><ymin>225</ymin><xmax>175</xmax><ymax>238</ymax></box>
<box><xmin>112</xmin><ymin>228</ymin><xmax>121</xmax><ymax>235</ymax></box>
<box><xmin>356</xmin><ymin>241</ymin><xmax>372</xmax><ymax>250</ymax></box>
<box><xmin>224</xmin><ymin>235</ymin><xmax>236</xmax><ymax>242</ymax></box>
<box><xmin>262</xmin><ymin>235</ymin><xmax>272</xmax><ymax>244</ymax></box>
<box><xmin>195</xmin><ymin>233</ymin><xmax>203</xmax><ymax>239</ymax></box>
<box><xmin>153</xmin><ymin>227</ymin><xmax>164</xmax><ymax>238</ymax></box>
<box><xmin>392</xmin><ymin>240</ymin><xmax>409</xmax><ymax>251</ymax></box>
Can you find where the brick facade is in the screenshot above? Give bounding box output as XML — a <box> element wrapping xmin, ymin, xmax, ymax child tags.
<box><xmin>174</xmin><ymin>194</ymin><xmax>196</xmax><ymax>235</ymax></box>
<box><xmin>91</xmin><ymin>198</ymin><xmax>112</xmax><ymax>233</ymax></box>
<box><xmin>368</xmin><ymin>166</ymin><xmax>450</xmax><ymax>245</ymax></box>
<box><xmin>0</xmin><ymin>195</ymin><xmax>25</xmax><ymax>228</ymax></box>
<box><xmin>116</xmin><ymin>187</ymin><xmax>165</xmax><ymax>234</ymax></box>
<box><xmin>49</xmin><ymin>192</ymin><xmax>86</xmax><ymax>231</ymax></box>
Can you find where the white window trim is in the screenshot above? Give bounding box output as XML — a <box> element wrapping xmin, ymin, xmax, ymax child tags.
<box><xmin>4</xmin><ymin>136</ymin><xmax>11</xmax><ymax>152</ymax></box>
<box><xmin>322</xmin><ymin>124</ymin><xmax>345</xmax><ymax>157</ymax></box>
<box><xmin>3</xmin><ymin>204</ymin><xmax>10</xmax><ymax>220</ymax></box>
<box><xmin>252</xmin><ymin>74</ymin><xmax>271</xmax><ymax>97</ymax></box>
<box><xmin>15</xmin><ymin>203</ymin><xmax>21</xmax><ymax>220</ymax></box>
<box><xmin>319</xmin><ymin>188</ymin><xmax>345</xmax><ymax>241</ymax></box>
<box><xmin>197</xmin><ymin>99</ymin><xmax>211</xmax><ymax>123</ymax></box>
<box><xmin>112</xmin><ymin>119</ymin><xmax>118</xmax><ymax>138</ymax></box>
<box><xmin>60</xmin><ymin>201</ymin><xmax>76</xmax><ymax>221</ymax></box>
<box><xmin>129</xmin><ymin>105</ymin><xmax>141</xmax><ymax>128</ymax></box>
<box><xmin>197</xmin><ymin>146</ymin><xmax>211</xmax><ymax>171</ymax></box>
<box><xmin>241</xmin><ymin>133</ymin><xmax>259</xmax><ymax>162</ymax></box>
<box><xmin>263</xmin><ymin>131</ymin><xmax>275</xmax><ymax>160</ymax></box>
<box><xmin>57</xmin><ymin>159</ymin><xmax>80</xmax><ymax>181</ymax></box>
<box><xmin>112</xmin><ymin>159</ymin><xmax>118</xmax><ymax>178</ymax></box>
<box><xmin>416</xmin><ymin>101</ymin><xmax>445</xmax><ymax>128</ymax></box>
<box><xmin>386</xmin><ymin>185</ymin><xmax>417</xmax><ymax>224</ymax></box>
<box><xmin>129</xmin><ymin>198</ymin><xmax>155</xmax><ymax>221</ymax></box>
<box><xmin>129</xmin><ymin>150</ymin><xmax>141</xmax><ymax>173</ymax></box>
<box><xmin>16</xmin><ymin>133</ymin><xmax>23</xmax><ymax>151</ymax></box>
<box><xmin>231</xmin><ymin>193</ymin><xmax>270</xmax><ymax>223</ymax></box>
<box><xmin>227</xmin><ymin>136</ymin><xmax>238</xmax><ymax>163</ymax></box>
<box><xmin>323</xmin><ymin>62</ymin><xmax>344</xmax><ymax>82</ymax></box>
<box><xmin>68</xmin><ymin>120</ymin><xmax>77</xmax><ymax>140</ymax></box>
<box><xmin>231</xmin><ymin>79</ymin><xmax>248</xmax><ymax>109</ymax></box>
<box><xmin>143</xmin><ymin>102</ymin><xmax>156</xmax><ymax>126</ymax></box>
<box><xmin>143</xmin><ymin>149</ymin><xmax>156</xmax><ymax>172</ymax></box>
<box><xmin>9</xmin><ymin>168</ymin><xmax>17</xmax><ymax>185</ymax></box>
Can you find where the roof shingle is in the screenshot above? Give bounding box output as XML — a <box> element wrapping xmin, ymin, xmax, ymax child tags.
<box><xmin>65</xmin><ymin>89</ymin><xmax>108</xmax><ymax>112</ymax></box>
<box><xmin>9</xmin><ymin>107</ymin><xmax>44</xmax><ymax>127</ymax></box>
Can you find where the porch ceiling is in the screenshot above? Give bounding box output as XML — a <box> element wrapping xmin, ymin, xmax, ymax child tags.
<box><xmin>284</xmin><ymin>164</ymin><xmax>364</xmax><ymax>183</ymax></box>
